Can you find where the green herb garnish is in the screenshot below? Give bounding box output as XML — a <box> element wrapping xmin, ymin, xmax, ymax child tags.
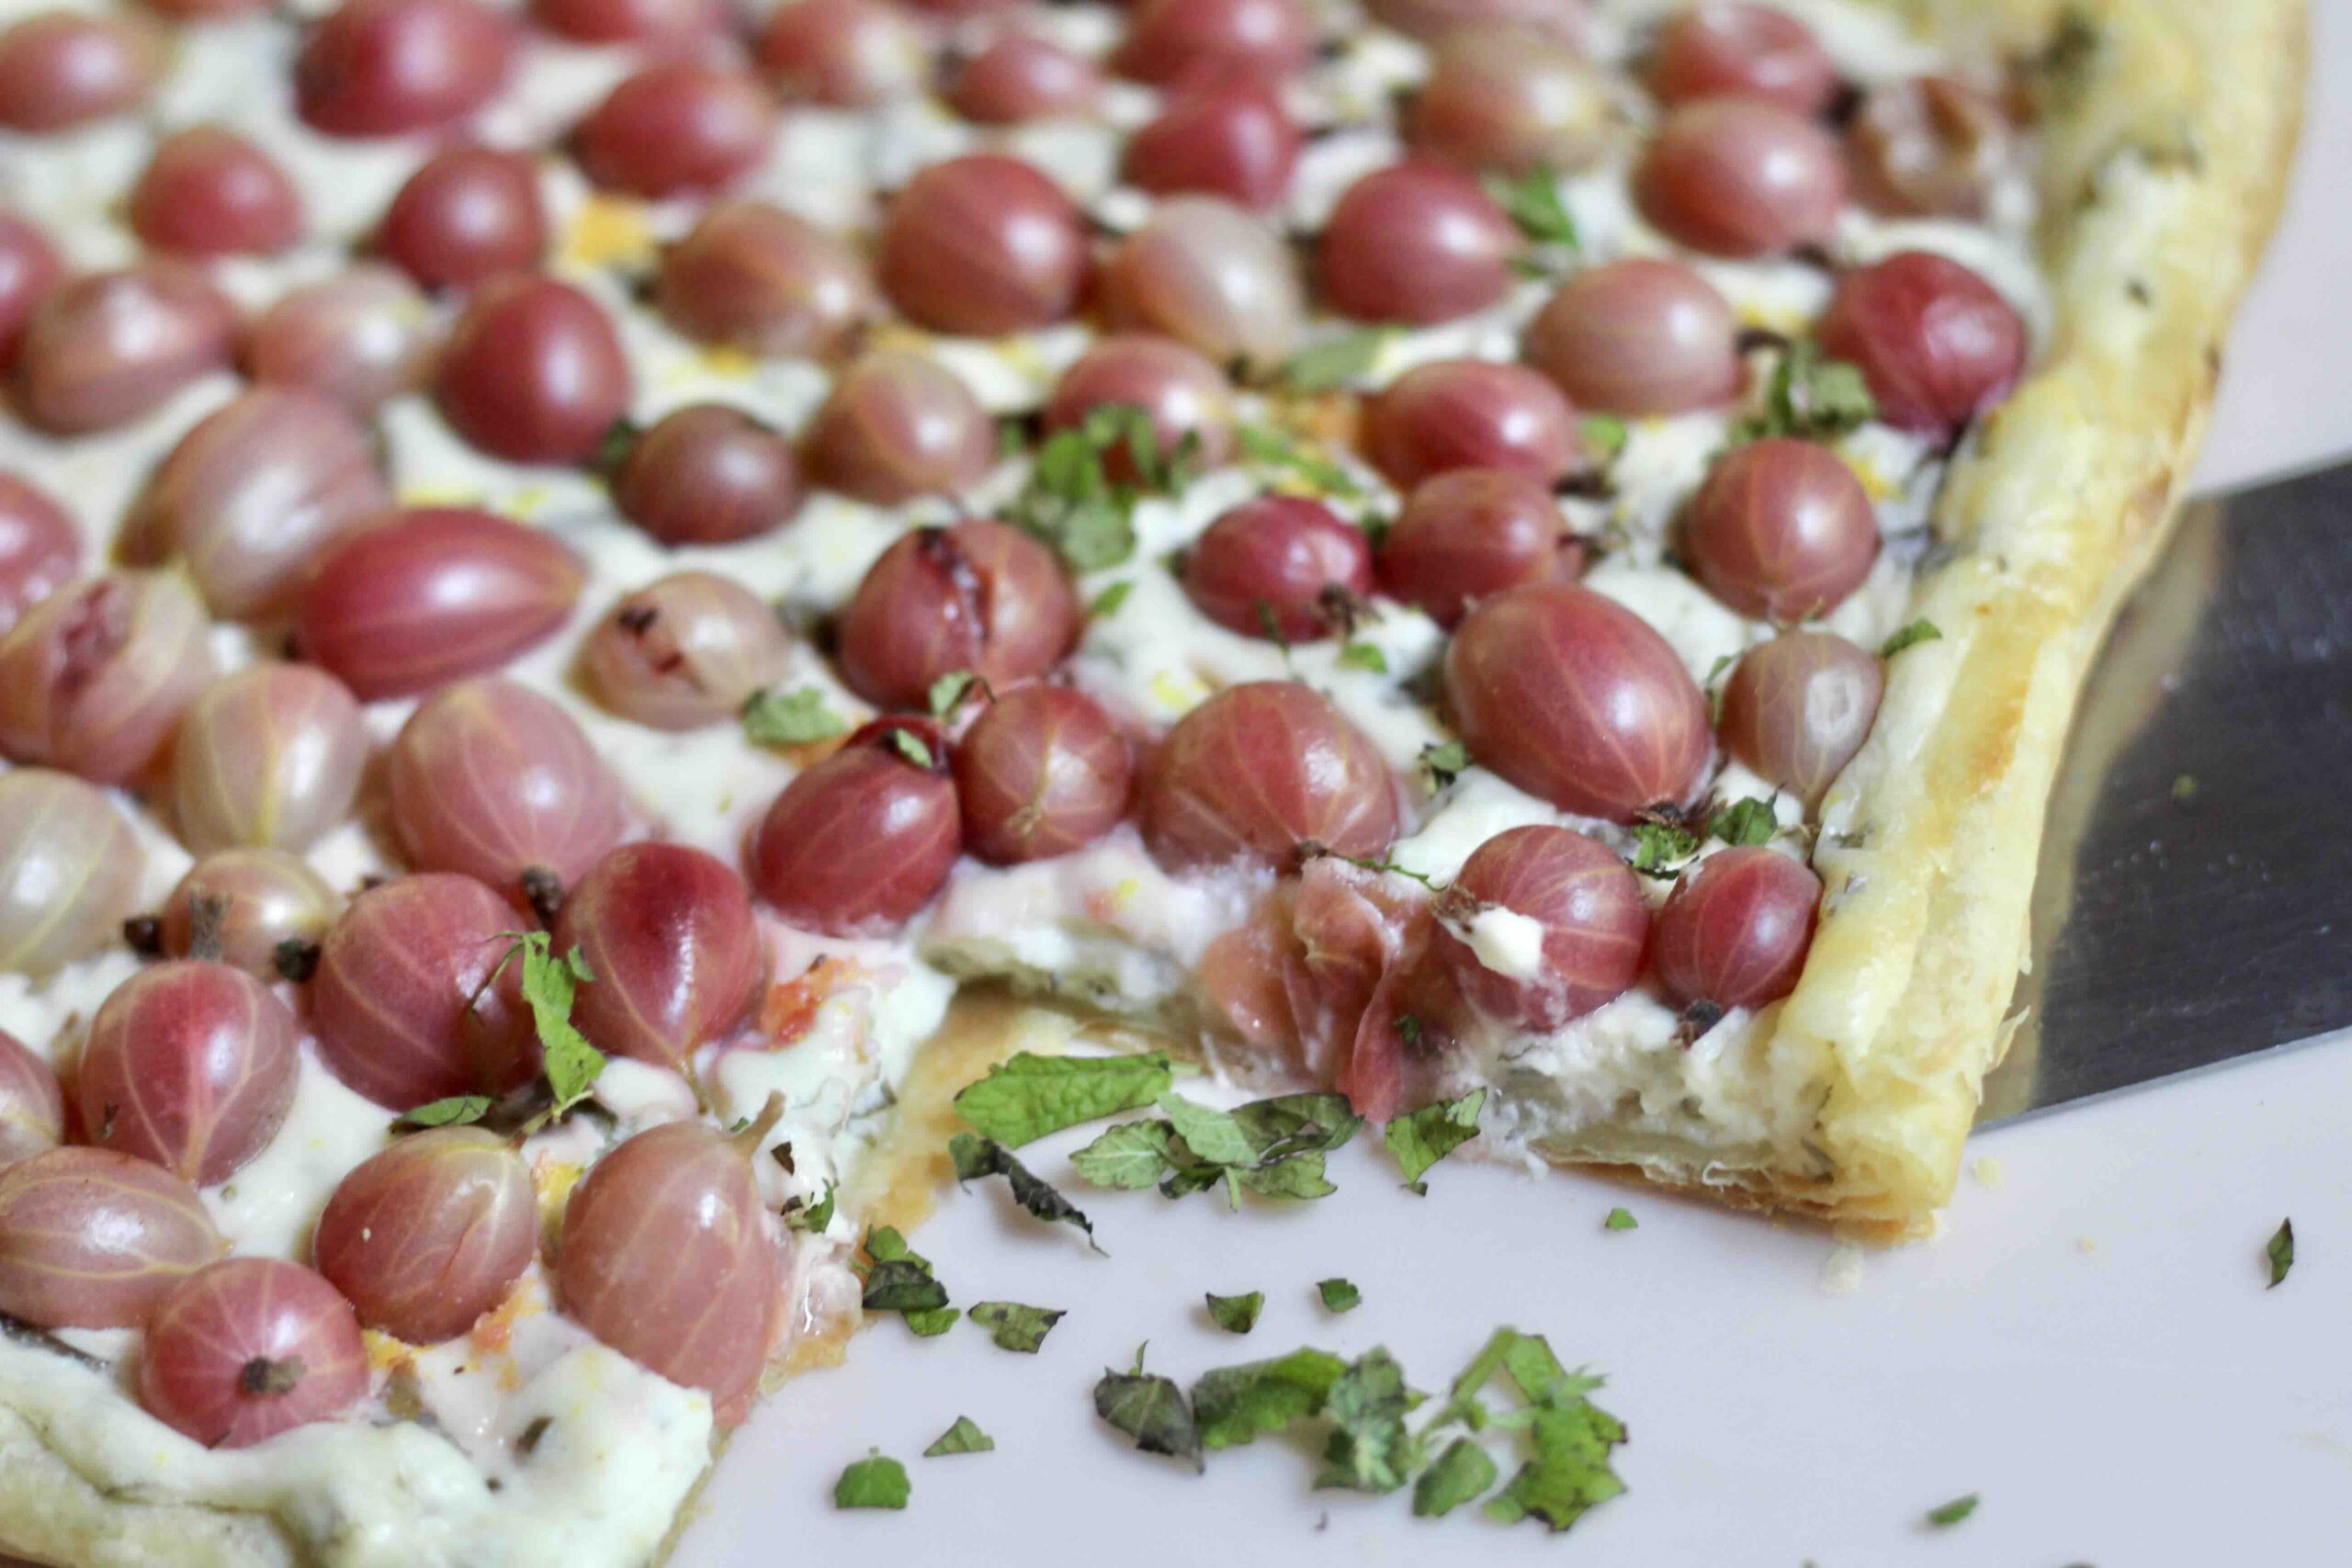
<box><xmin>1383</xmin><ymin>1089</ymin><xmax>1486</xmax><ymax>1193</ymax></box>
<box><xmin>1732</xmin><ymin>339</ymin><xmax>1877</xmax><ymax>444</ymax></box>
<box><xmin>1708</xmin><ymin>796</ymin><xmax>1779</xmax><ymax>846</ymax></box>
<box><xmin>1880</xmin><ymin>618</ymin><xmax>1943</xmax><ymax>658</ymax></box>
<box><xmin>1925</xmin><ymin>1494</ymin><xmax>1980</xmax><ymax>1528</ymax></box>
<box><xmin>1419</xmin><ymin>739</ymin><xmax>1471</xmax><ymax>789</ymax></box>
<box><xmin>1206</xmin><ymin>1292</ymin><xmax>1264</xmax><ymax>1335</ymax></box>
<box><xmin>947</xmin><ymin>1133</ymin><xmax>1098</xmax><ymax>1248</ymax></box>
<box><xmin>967</xmin><ymin>1301</ymin><xmax>1065</xmax><ymax>1353</ymax></box>
<box><xmin>1603</xmin><ymin>1207</ymin><xmax>1637</xmax><ymax>1232</ymax></box>
<box><xmin>1238</xmin><ymin>423</ymin><xmax>1364</xmax><ymax>498</ymax></box>
<box><xmin>1414</xmin><ymin>1438</ymin><xmax>1500</xmax><ymax>1517</ymax></box>
<box><xmin>1338</xmin><ymin>640</ymin><xmax>1389</xmax><ymax>674</ymax></box>
<box><xmin>1282</xmin><ymin>330</ymin><xmax>1388</xmax><ymax>393</ymax></box>
<box><xmin>834</xmin><ymin>1451</ymin><xmax>910</xmax><ymax>1510</ymax></box>
<box><xmin>2267</xmin><ymin>1218</ymin><xmax>2295</xmax><ymax>1288</ymax></box>
<box><xmin>1630</xmin><ymin>820</ymin><xmax>1702</xmax><ymax>875</ymax></box>
<box><xmin>954</xmin><ymin>1051</ymin><xmax>1174</xmax><ymax>1147</ymax></box>
<box><xmin>396</xmin><ymin>1095</ymin><xmax>492</xmax><ymax>1130</ymax></box>
<box><xmin>1088</xmin><ymin>580</ymin><xmax>1134</xmax><ymax>618</ymax></box>
<box><xmin>1317</xmin><ymin>1279</ymin><xmax>1363</xmax><ymax>1314</ymax></box>
<box><xmin>924</xmin><ymin>1416</ymin><xmax>993</xmax><ymax>1458</ymax></box>
<box><xmin>1484</xmin><ymin>168</ymin><xmax>1579</xmax><ymax>254</ymax></box>
<box><xmin>1094</xmin><ymin>1346</ymin><xmax>1202</xmax><ymax>1469</ymax></box>
<box><xmin>742</xmin><ymin>685</ymin><xmax>848</xmax><ymax>747</ymax></box>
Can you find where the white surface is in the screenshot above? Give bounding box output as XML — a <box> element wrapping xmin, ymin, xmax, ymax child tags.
<box><xmin>682</xmin><ymin>8</ymin><xmax>2352</xmax><ymax>1564</ymax></box>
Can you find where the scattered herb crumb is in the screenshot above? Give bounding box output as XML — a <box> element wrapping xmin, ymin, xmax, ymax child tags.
<box><xmin>1880</xmin><ymin>618</ymin><xmax>1943</xmax><ymax>658</ymax></box>
<box><xmin>1317</xmin><ymin>1279</ymin><xmax>1362</xmax><ymax>1314</ymax></box>
<box><xmin>947</xmin><ymin>1133</ymin><xmax>1099</xmax><ymax>1248</ymax></box>
<box><xmin>2267</xmin><ymin>1217</ymin><xmax>2295</xmax><ymax>1288</ymax></box>
<box><xmin>1338</xmin><ymin>640</ymin><xmax>1388</xmax><ymax>674</ymax></box>
<box><xmin>923</xmin><ymin>1416</ymin><xmax>993</xmax><ymax>1458</ymax></box>
<box><xmin>1206</xmin><ymin>1292</ymin><xmax>1264</xmax><ymax>1335</ymax></box>
<box><xmin>1413</xmin><ymin>1436</ymin><xmax>1499</xmax><ymax>1517</ymax></box>
<box><xmin>1093</xmin><ymin>1346</ymin><xmax>1202</xmax><ymax>1469</ymax></box>
<box><xmin>741</xmin><ymin>685</ymin><xmax>847</xmax><ymax>747</ymax></box>
<box><xmin>1925</xmin><ymin>1494</ymin><xmax>1980</xmax><ymax>1528</ymax></box>
<box><xmin>967</xmin><ymin>1301</ymin><xmax>1064</xmax><ymax>1354</ymax></box>
<box><xmin>1603</xmin><ymin>1207</ymin><xmax>1637</xmax><ymax>1232</ymax></box>
<box><xmin>834</xmin><ymin>1451</ymin><xmax>910</xmax><ymax>1510</ymax></box>
<box><xmin>1088</xmin><ymin>580</ymin><xmax>1133</xmax><ymax>618</ymax></box>
<box><xmin>1382</xmin><ymin>1089</ymin><xmax>1486</xmax><ymax>1192</ymax></box>
<box><xmin>954</xmin><ymin>1051</ymin><xmax>1173</xmax><ymax>1147</ymax></box>
<box><xmin>2171</xmin><ymin>773</ymin><xmax>2199</xmax><ymax>803</ymax></box>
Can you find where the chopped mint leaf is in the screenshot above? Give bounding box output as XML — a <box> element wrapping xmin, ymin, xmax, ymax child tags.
<box><xmin>1482</xmin><ymin>1396</ymin><xmax>1628</xmax><ymax>1532</ymax></box>
<box><xmin>1316</xmin><ymin>1348</ymin><xmax>1419</xmax><ymax>1494</ymax></box>
<box><xmin>1190</xmin><ymin>1347</ymin><xmax>1345</xmax><ymax>1450</ymax></box>
<box><xmin>485</xmin><ymin>932</ymin><xmax>602</xmax><ymax>1132</ymax></box>
<box><xmin>1205</xmin><ymin>1292</ymin><xmax>1264</xmax><ymax>1335</ymax></box>
<box><xmin>397</xmin><ymin>1095</ymin><xmax>491</xmax><ymax>1130</ymax></box>
<box><xmin>955</xmin><ymin>1051</ymin><xmax>1173</xmax><ymax>1147</ymax></box>
<box><xmin>926</xmin><ymin>670</ymin><xmax>981</xmax><ymax>719</ymax></box>
<box><xmin>923</xmin><ymin>1416</ymin><xmax>993</xmax><ymax>1458</ymax></box>
<box><xmin>1157</xmin><ymin>1093</ymin><xmax>1261</xmax><ymax>1168</ymax></box>
<box><xmin>1709</xmin><ymin>795</ymin><xmax>1779</xmax><ymax>846</ymax></box>
<box><xmin>860</xmin><ymin>1225</ymin><xmax>949</xmax><ymax>1315</ymax></box>
<box><xmin>1419</xmin><ymin>739</ymin><xmax>1470</xmax><ymax>789</ymax></box>
<box><xmin>1094</xmin><ymin>1347</ymin><xmax>1201</xmax><ymax>1469</ymax></box>
<box><xmin>1880</xmin><ymin>618</ymin><xmax>1943</xmax><ymax>658</ymax></box>
<box><xmin>1088</xmin><ymin>580</ymin><xmax>1134</xmax><ymax>618</ymax></box>
<box><xmin>1236</xmin><ymin>1155</ymin><xmax>1335</xmax><ymax>1201</ymax></box>
<box><xmin>947</xmin><ymin>1133</ymin><xmax>1097</xmax><ymax>1248</ymax></box>
<box><xmin>1630</xmin><ymin>820</ymin><xmax>1702</xmax><ymax>875</ymax></box>
<box><xmin>2267</xmin><ymin>1218</ymin><xmax>2295</xmax><ymax>1288</ymax></box>
<box><xmin>742</xmin><ymin>685</ymin><xmax>848</xmax><ymax>747</ymax></box>
<box><xmin>1227</xmin><ymin>1093</ymin><xmax>1361</xmax><ymax>1159</ymax></box>
<box><xmin>1414</xmin><ymin>1437</ymin><xmax>1499</xmax><ymax>1517</ymax></box>
<box><xmin>1925</xmin><ymin>1494</ymin><xmax>1980</xmax><ymax>1528</ymax></box>
<box><xmin>1069</xmin><ymin>1119</ymin><xmax>1186</xmax><ymax>1190</ymax></box>
<box><xmin>1382</xmin><ymin>1089</ymin><xmax>1486</xmax><ymax>1190</ymax></box>
<box><xmin>905</xmin><ymin>1306</ymin><xmax>960</xmax><ymax>1337</ymax></box>
<box><xmin>1282</xmin><ymin>330</ymin><xmax>1387</xmax><ymax>393</ymax></box>
<box><xmin>862</xmin><ymin>1258</ymin><xmax>949</xmax><ymax>1315</ymax></box>
<box><xmin>967</xmin><ymin>1301</ymin><xmax>1064</xmax><ymax>1353</ymax></box>
<box><xmin>1603</xmin><ymin>1207</ymin><xmax>1637</xmax><ymax>1232</ymax></box>
<box><xmin>1238</xmin><ymin>423</ymin><xmax>1364</xmax><ymax>498</ymax></box>
<box><xmin>1007</xmin><ymin>404</ymin><xmax>1181</xmax><ymax>572</ymax></box>
<box><xmin>786</xmin><ymin>1180</ymin><xmax>838</xmax><ymax>1234</ymax></box>
<box><xmin>1337</xmin><ymin>640</ymin><xmax>1388</xmax><ymax>674</ymax></box>
<box><xmin>1580</xmin><ymin>413</ymin><xmax>1629</xmax><ymax>459</ymax></box>
<box><xmin>1483</xmin><ymin>168</ymin><xmax>1579</xmax><ymax>252</ymax></box>
<box><xmin>886</xmin><ymin>727</ymin><xmax>934</xmax><ymax>769</ymax></box>
<box><xmin>833</xmin><ymin>1451</ymin><xmax>910</xmax><ymax>1510</ymax></box>
<box><xmin>1070</xmin><ymin>1092</ymin><xmax>1356</xmax><ymax>1208</ymax></box>
<box><xmin>1733</xmin><ymin>339</ymin><xmax>1876</xmax><ymax>444</ymax></box>
<box><xmin>863</xmin><ymin>1225</ymin><xmax>925</xmax><ymax>1267</ymax></box>
<box><xmin>1317</xmin><ymin>1279</ymin><xmax>1362</xmax><ymax>1314</ymax></box>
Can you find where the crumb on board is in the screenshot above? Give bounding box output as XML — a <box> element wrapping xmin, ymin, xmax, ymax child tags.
<box><xmin>1973</xmin><ymin>1156</ymin><xmax>2007</xmax><ymax>1188</ymax></box>
<box><xmin>1821</xmin><ymin>1243</ymin><xmax>1866</xmax><ymax>1294</ymax></box>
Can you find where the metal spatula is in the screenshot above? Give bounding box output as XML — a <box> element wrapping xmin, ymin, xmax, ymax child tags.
<box><xmin>1979</xmin><ymin>459</ymin><xmax>2352</xmax><ymax>1122</ymax></box>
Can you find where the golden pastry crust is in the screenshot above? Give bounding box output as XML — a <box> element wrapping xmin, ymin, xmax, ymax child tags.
<box><xmin>1527</xmin><ymin>0</ymin><xmax>2309</xmax><ymax>1237</ymax></box>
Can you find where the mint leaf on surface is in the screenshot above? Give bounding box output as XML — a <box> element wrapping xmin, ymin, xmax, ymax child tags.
<box><xmin>1317</xmin><ymin>1279</ymin><xmax>1362</xmax><ymax>1314</ymax></box>
<box><xmin>1925</xmin><ymin>1494</ymin><xmax>1980</xmax><ymax>1528</ymax></box>
<box><xmin>1095</xmin><ymin>1348</ymin><xmax>1201</xmax><ymax>1469</ymax></box>
<box><xmin>954</xmin><ymin>1052</ymin><xmax>1174</xmax><ymax>1146</ymax></box>
<box><xmin>1880</xmin><ymin>618</ymin><xmax>1943</xmax><ymax>658</ymax></box>
<box><xmin>1603</xmin><ymin>1207</ymin><xmax>1638</xmax><ymax>1232</ymax></box>
<box><xmin>1414</xmin><ymin>1437</ymin><xmax>1499</xmax><ymax>1517</ymax></box>
<box><xmin>1316</xmin><ymin>1348</ymin><xmax>1421</xmax><ymax>1494</ymax></box>
<box><xmin>1206</xmin><ymin>1292</ymin><xmax>1264</xmax><ymax>1335</ymax></box>
<box><xmin>1382</xmin><ymin>1089</ymin><xmax>1486</xmax><ymax>1190</ymax></box>
<box><xmin>924</xmin><ymin>1416</ymin><xmax>993</xmax><ymax>1457</ymax></box>
<box><xmin>2267</xmin><ymin>1218</ymin><xmax>2295</xmax><ymax>1288</ymax></box>
<box><xmin>947</xmin><ymin>1133</ymin><xmax>1098</xmax><ymax>1248</ymax></box>
<box><xmin>1190</xmin><ymin>1347</ymin><xmax>1347</xmax><ymax>1451</ymax></box>
<box><xmin>742</xmin><ymin>685</ymin><xmax>848</xmax><ymax>747</ymax></box>
<box><xmin>968</xmin><ymin>1301</ymin><xmax>1064</xmax><ymax>1353</ymax></box>
<box><xmin>834</xmin><ymin>1451</ymin><xmax>910</xmax><ymax>1509</ymax></box>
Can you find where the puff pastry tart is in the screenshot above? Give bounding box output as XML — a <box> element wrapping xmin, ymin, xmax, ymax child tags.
<box><xmin>0</xmin><ymin>0</ymin><xmax>2303</xmax><ymax>1562</ymax></box>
